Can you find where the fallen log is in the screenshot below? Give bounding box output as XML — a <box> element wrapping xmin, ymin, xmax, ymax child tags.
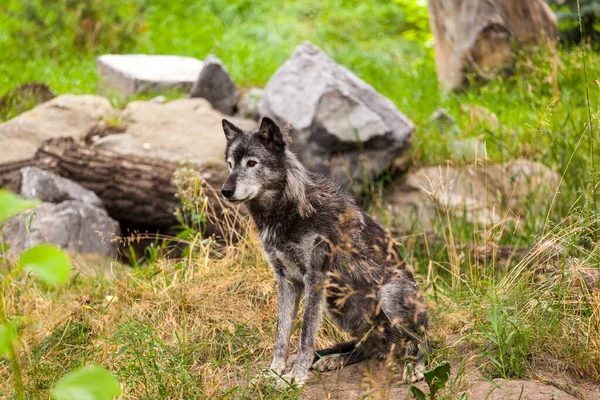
<box><xmin>427</xmin><ymin>0</ymin><xmax>558</xmax><ymax>90</ymax></box>
<box><xmin>0</xmin><ymin>138</ymin><xmax>243</xmax><ymax>241</ymax></box>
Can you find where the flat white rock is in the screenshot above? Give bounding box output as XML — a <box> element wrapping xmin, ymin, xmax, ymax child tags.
<box><xmin>97</xmin><ymin>54</ymin><xmax>204</xmax><ymax>95</ymax></box>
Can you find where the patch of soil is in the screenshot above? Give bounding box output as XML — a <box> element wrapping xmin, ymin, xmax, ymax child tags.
<box><xmin>303</xmin><ymin>361</ymin><xmax>424</xmax><ymax>399</ymax></box>
<box><xmin>465</xmin><ymin>379</ymin><xmax>577</xmax><ymax>400</ymax></box>
<box><xmin>302</xmin><ymin>361</ymin><xmax>600</xmax><ymax>400</ymax></box>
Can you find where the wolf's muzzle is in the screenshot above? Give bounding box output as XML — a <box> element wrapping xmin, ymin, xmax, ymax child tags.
<box><xmin>221</xmin><ymin>185</ymin><xmax>235</xmax><ymax>199</ymax></box>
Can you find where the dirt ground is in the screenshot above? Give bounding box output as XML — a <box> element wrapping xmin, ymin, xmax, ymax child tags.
<box><xmin>302</xmin><ymin>361</ymin><xmax>600</xmax><ymax>400</ymax></box>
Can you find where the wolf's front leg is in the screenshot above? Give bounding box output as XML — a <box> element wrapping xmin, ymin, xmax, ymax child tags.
<box><xmin>283</xmin><ymin>275</ymin><xmax>323</xmax><ymax>386</ymax></box>
<box><xmin>268</xmin><ymin>273</ymin><xmax>302</xmax><ymax>375</ymax></box>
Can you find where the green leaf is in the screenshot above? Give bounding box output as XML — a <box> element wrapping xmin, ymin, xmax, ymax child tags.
<box><xmin>0</xmin><ymin>190</ymin><xmax>39</xmax><ymax>225</ymax></box>
<box><xmin>51</xmin><ymin>365</ymin><xmax>121</xmax><ymax>400</ymax></box>
<box><xmin>0</xmin><ymin>243</ymin><xmax>10</xmax><ymax>254</ymax></box>
<box><xmin>505</xmin><ymin>330</ymin><xmax>517</xmax><ymax>345</ymax></box>
<box><xmin>423</xmin><ymin>361</ymin><xmax>451</xmax><ymax>399</ymax></box>
<box><xmin>480</xmin><ymin>331</ymin><xmax>499</xmax><ymax>344</ymax></box>
<box><xmin>410</xmin><ymin>386</ymin><xmax>427</xmax><ymax>400</ymax></box>
<box><xmin>18</xmin><ymin>244</ymin><xmax>71</xmax><ymax>286</ymax></box>
<box><xmin>485</xmin><ymin>353</ymin><xmax>503</xmax><ymax>368</ymax></box>
<box><xmin>0</xmin><ymin>321</ymin><xmax>17</xmax><ymax>356</ymax></box>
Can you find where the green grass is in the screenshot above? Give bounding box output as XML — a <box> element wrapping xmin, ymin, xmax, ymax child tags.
<box><xmin>1</xmin><ymin>0</ymin><xmax>600</xmax><ymax>398</ymax></box>
<box><xmin>1</xmin><ymin>0</ymin><xmax>598</xmax><ymax>194</ymax></box>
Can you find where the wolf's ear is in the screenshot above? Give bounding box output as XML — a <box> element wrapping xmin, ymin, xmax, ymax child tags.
<box><xmin>257</xmin><ymin>117</ymin><xmax>285</xmax><ymax>150</ymax></box>
<box><xmin>222</xmin><ymin>119</ymin><xmax>243</xmax><ymax>142</ymax></box>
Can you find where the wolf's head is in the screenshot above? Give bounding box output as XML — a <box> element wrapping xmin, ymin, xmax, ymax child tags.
<box><xmin>220</xmin><ymin>117</ymin><xmax>288</xmax><ymax>203</ymax></box>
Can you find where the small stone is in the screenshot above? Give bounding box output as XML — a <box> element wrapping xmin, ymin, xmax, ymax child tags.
<box><xmin>150</xmin><ymin>95</ymin><xmax>166</xmax><ymax>104</ymax></box>
<box><xmin>461</xmin><ymin>104</ymin><xmax>500</xmax><ymax>131</ymax></box>
<box><xmin>429</xmin><ymin>106</ymin><xmax>457</xmax><ymax>133</ymax></box>
<box><xmin>237</xmin><ymin>88</ymin><xmax>264</xmax><ymax>120</ymax></box>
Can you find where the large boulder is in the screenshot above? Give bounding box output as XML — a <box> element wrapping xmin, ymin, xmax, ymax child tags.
<box><xmin>20</xmin><ymin>166</ymin><xmax>103</xmax><ymax>208</ymax></box>
<box><xmin>188</xmin><ymin>54</ymin><xmax>239</xmax><ymax>115</ymax></box>
<box><xmin>258</xmin><ymin>42</ymin><xmax>414</xmax><ymax>194</ymax></box>
<box><xmin>93</xmin><ymin>98</ymin><xmax>257</xmax><ymax>167</ymax></box>
<box><xmin>3</xmin><ymin>201</ymin><xmax>120</xmax><ymax>258</ymax></box>
<box><xmin>3</xmin><ymin>168</ymin><xmax>119</xmax><ymax>258</ymax></box>
<box><xmin>382</xmin><ymin>159</ymin><xmax>560</xmax><ymax>233</ymax></box>
<box><xmin>0</xmin><ymin>95</ymin><xmax>114</xmax><ymax>163</ymax></box>
<box><xmin>97</xmin><ymin>54</ymin><xmax>204</xmax><ymax>96</ymax></box>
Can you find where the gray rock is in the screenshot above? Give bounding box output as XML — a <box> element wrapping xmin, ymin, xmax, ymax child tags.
<box><xmin>20</xmin><ymin>167</ymin><xmax>103</xmax><ymax>208</ymax></box>
<box><xmin>429</xmin><ymin>106</ymin><xmax>457</xmax><ymax>133</ymax></box>
<box><xmin>258</xmin><ymin>42</ymin><xmax>414</xmax><ymax>194</ymax></box>
<box><xmin>461</xmin><ymin>104</ymin><xmax>500</xmax><ymax>131</ymax></box>
<box><xmin>449</xmin><ymin>137</ymin><xmax>488</xmax><ymax>163</ymax></box>
<box><xmin>97</xmin><ymin>54</ymin><xmax>204</xmax><ymax>96</ymax></box>
<box><xmin>0</xmin><ymin>82</ymin><xmax>55</xmax><ymax>117</ymax></box>
<box><xmin>188</xmin><ymin>54</ymin><xmax>239</xmax><ymax>115</ymax></box>
<box><xmin>237</xmin><ymin>88</ymin><xmax>264</xmax><ymax>120</ymax></box>
<box><xmin>150</xmin><ymin>95</ymin><xmax>166</xmax><ymax>104</ymax></box>
<box><xmin>0</xmin><ymin>95</ymin><xmax>114</xmax><ymax>163</ymax></box>
<box><xmin>94</xmin><ymin>98</ymin><xmax>257</xmax><ymax>167</ymax></box>
<box><xmin>381</xmin><ymin>159</ymin><xmax>559</xmax><ymax>234</ymax></box>
<box><xmin>3</xmin><ymin>201</ymin><xmax>120</xmax><ymax>258</ymax></box>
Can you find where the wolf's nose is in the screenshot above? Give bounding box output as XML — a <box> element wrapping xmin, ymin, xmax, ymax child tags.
<box><xmin>221</xmin><ymin>186</ymin><xmax>234</xmax><ymax>199</ymax></box>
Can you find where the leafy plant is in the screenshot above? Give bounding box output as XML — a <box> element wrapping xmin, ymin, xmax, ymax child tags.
<box><xmin>394</xmin><ymin>0</ymin><xmax>431</xmax><ymax>43</ymax></box>
<box><xmin>479</xmin><ymin>301</ymin><xmax>531</xmax><ymax>379</ymax></box>
<box><xmin>11</xmin><ymin>0</ymin><xmax>149</xmax><ymax>56</ymax></box>
<box><xmin>51</xmin><ymin>366</ymin><xmax>121</xmax><ymax>400</ymax></box>
<box><xmin>410</xmin><ymin>361</ymin><xmax>451</xmax><ymax>400</ymax></box>
<box><xmin>0</xmin><ymin>190</ymin><xmax>121</xmax><ymax>399</ymax></box>
<box><xmin>547</xmin><ymin>0</ymin><xmax>600</xmax><ymax>43</ymax></box>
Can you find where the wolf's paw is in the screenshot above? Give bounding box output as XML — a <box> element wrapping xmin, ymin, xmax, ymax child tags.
<box><xmin>312</xmin><ymin>355</ymin><xmax>345</xmax><ymax>372</ymax></box>
<box><xmin>250</xmin><ymin>367</ymin><xmax>285</xmax><ymax>386</ymax></box>
<box><xmin>402</xmin><ymin>362</ymin><xmax>426</xmax><ymax>384</ymax></box>
<box><xmin>276</xmin><ymin>365</ymin><xmax>310</xmax><ymax>388</ymax></box>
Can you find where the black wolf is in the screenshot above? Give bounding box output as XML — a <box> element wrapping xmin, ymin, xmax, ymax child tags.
<box><xmin>221</xmin><ymin>117</ymin><xmax>428</xmax><ymax>385</ymax></box>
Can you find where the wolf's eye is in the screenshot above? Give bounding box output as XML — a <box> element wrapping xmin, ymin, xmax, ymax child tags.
<box><xmin>247</xmin><ymin>160</ymin><xmax>257</xmax><ymax>167</ymax></box>
<box><xmin>227</xmin><ymin>161</ymin><xmax>233</xmax><ymax>169</ymax></box>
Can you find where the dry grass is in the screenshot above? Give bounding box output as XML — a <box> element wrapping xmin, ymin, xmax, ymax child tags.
<box><xmin>3</xmin><ymin>152</ymin><xmax>600</xmax><ymax>399</ymax></box>
<box><xmin>2</xmin><ymin>199</ymin><xmax>599</xmax><ymax>399</ymax></box>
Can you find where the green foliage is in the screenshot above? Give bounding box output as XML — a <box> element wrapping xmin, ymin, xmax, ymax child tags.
<box><xmin>51</xmin><ymin>365</ymin><xmax>121</xmax><ymax>400</ymax></box>
<box><xmin>12</xmin><ymin>0</ymin><xmax>148</xmax><ymax>55</ymax></box>
<box><xmin>0</xmin><ymin>0</ymin><xmax>429</xmax><ymax>96</ymax></box>
<box><xmin>111</xmin><ymin>319</ymin><xmax>206</xmax><ymax>398</ymax></box>
<box><xmin>30</xmin><ymin>318</ymin><xmax>95</xmax><ymax>391</ymax></box>
<box><xmin>478</xmin><ymin>300</ymin><xmax>531</xmax><ymax>379</ymax></box>
<box><xmin>410</xmin><ymin>361</ymin><xmax>451</xmax><ymax>400</ymax></box>
<box><xmin>0</xmin><ymin>321</ymin><xmax>17</xmax><ymax>356</ymax></box>
<box><xmin>0</xmin><ymin>190</ymin><xmax>39</xmax><ymax>224</ymax></box>
<box><xmin>547</xmin><ymin>0</ymin><xmax>600</xmax><ymax>43</ymax></box>
<box><xmin>1</xmin><ymin>1</ymin><xmax>600</xmax><ymax>397</ymax></box>
<box><xmin>0</xmin><ymin>190</ymin><xmax>119</xmax><ymax>399</ymax></box>
<box><xmin>394</xmin><ymin>0</ymin><xmax>431</xmax><ymax>43</ymax></box>
<box><xmin>18</xmin><ymin>244</ymin><xmax>71</xmax><ymax>286</ymax></box>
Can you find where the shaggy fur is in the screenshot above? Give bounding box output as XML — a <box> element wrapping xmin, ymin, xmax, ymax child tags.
<box><xmin>221</xmin><ymin>117</ymin><xmax>428</xmax><ymax>385</ymax></box>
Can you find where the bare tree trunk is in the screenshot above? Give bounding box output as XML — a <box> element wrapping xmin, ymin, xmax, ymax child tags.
<box><xmin>0</xmin><ymin>138</ymin><xmax>243</xmax><ymax>240</ymax></box>
<box><xmin>428</xmin><ymin>0</ymin><xmax>558</xmax><ymax>90</ymax></box>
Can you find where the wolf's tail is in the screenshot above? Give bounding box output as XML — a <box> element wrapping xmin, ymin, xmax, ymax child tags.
<box><xmin>311</xmin><ymin>340</ymin><xmax>367</xmax><ymax>372</ymax></box>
